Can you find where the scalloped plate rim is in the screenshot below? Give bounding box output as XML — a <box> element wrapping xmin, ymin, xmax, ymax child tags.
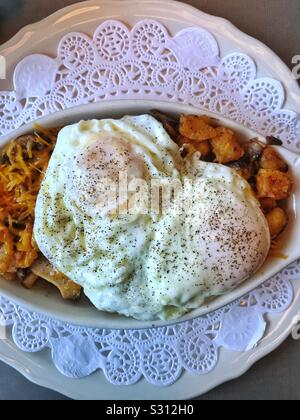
<box><xmin>0</xmin><ymin>0</ymin><xmax>299</xmax><ymax>400</ymax></box>
<box><xmin>0</xmin><ymin>0</ymin><xmax>299</xmax><ymax>98</ymax></box>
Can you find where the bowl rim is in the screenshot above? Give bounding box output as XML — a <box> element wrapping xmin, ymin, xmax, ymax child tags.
<box><xmin>1</xmin><ymin>99</ymin><xmax>300</xmax><ymax>330</ymax></box>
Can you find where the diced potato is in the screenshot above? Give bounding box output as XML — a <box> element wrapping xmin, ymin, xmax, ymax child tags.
<box><xmin>256</xmin><ymin>169</ymin><xmax>293</xmax><ymax>200</ymax></box>
<box><xmin>260</xmin><ymin>147</ymin><xmax>288</xmax><ymax>172</ymax></box>
<box><xmin>31</xmin><ymin>257</ymin><xmax>82</xmax><ymax>300</ymax></box>
<box><xmin>195</xmin><ymin>141</ymin><xmax>212</xmax><ymax>157</ymax></box>
<box><xmin>177</xmin><ymin>135</ymin><xmax>211</xmax><ymax>157</ymax></box>
<box><xmin>266</xmin><ymin>207</ymin><xmax>288</xmax><ymax>239</ymax></box>
<box><xmin>179</xmin><ymin>115</ymin><xmax>217</xmax><ymax>142</ymax></box>
<box><xmin>195</xmin><ymin>115</ymin><xmax>212</xmax><ymax>124</ymax></box>
<box><xmin>260</xmin><ymin>198</ymin><xmax>277</xmax><ymax>213</ymax></box>
<box><xmin>211</xmin><ymin>127</ymin><xmax>245</xmax><ymax>164</ymax></box>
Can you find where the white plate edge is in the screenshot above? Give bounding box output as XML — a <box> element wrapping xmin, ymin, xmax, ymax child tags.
<box><xmin>0</xmin><ymin>0</ymin><xmax>299</xmax><ymax>400</ymax></box>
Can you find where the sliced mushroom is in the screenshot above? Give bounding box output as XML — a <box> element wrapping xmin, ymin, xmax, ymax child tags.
<box><xmin>22</xmin><ymin>272</ymin><xmax>39</xmax><ymax>289</ymax></box>
<box><xmin>244</xmin><ymin>138</ymin><xmax>265</xmax><ymax>162</ymax></box>
<box><xmin>242</xmin><ymin>138</ymin><xmax>266</xmax><ymax>177</ymax></box>
<box><xmin>31</xmin><ymin>256</ymin><xmax>82</xmax><ymax>301</ymax></box>
<box><xmin>150</xmin><ymin>109</ymin><xmax>179</xmax><ymax>139</ymax></box>
<box><xmin>227</xmin><ymin>156</ymin><xmax>253</xmax><ymax>180</ymax></box>
<box><xmin>266</xmin><ymin>136</ymin><xmax>283</xmax><ymax>146</ymax></box>
<box><xmin>150</xmin><ymin>109</ymin><xmax>178</xmax><ymax>124</ymax></box>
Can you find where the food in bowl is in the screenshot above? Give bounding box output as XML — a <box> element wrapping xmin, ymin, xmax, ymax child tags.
<box><xmin>0</xmin><ymin>126</ymin><xmax>82</xmax><ymax>298</ymax></box>
<box><xmin>0</xmin><ymin>112</ymin><xmax>293</xmax><ymax>320</ymax></box>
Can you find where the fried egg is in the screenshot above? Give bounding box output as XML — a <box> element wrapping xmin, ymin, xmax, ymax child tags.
<box><xmin>34</xmin><ymin>115</ymin><xmax>271</xmax><ymax>321</ymax></box>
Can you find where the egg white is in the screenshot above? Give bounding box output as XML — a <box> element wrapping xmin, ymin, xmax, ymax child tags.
<box><xmin>34</xmin><ymin>115</ymin><xmax>271</xmax><ymax>321</ymax></box>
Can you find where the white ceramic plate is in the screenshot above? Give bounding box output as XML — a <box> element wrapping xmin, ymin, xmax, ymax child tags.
<box><xmin>1</xmin><ymin>280</ymin><xmax>300</xmax><ymax>400</ymax></box>
<box><xmin>0</xmin><ymin>0</ymin><xmax>299</xmax><ymax>399</ymax></box>
<box><xmin>0</xmin><ymin>100</ymin><xmax>300</xmax><ymax>330</ymax></box>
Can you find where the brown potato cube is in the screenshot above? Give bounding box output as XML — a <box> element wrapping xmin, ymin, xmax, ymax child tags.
<box><xmin>211</xmin><ymin>127</ymin><xmax>245</xmax><ymax>164</ymax></box>
<box><xmin>260</xmin><ymin>198</ymin><xmax>277</xmax><ymax>213</ymax></box>
<box><xmin>266</xmin><ymin>207</ymin><xmax>288</xmax><ymax>239</ymax></box>
<box><xmin>260</xmin><ymin>147</ymin><xmax>288</xmax><ymax>172</ymax></box>
<box><xmin>179</xmin><ymin>115</ymin><xmax>217</xmax><ymax>142</ymax></box>
<box><xmin>196</xmin><ymin>140</ymin><xmax>212</xmax><ymax>157</ymax></box>
<box><xmin>256</xmin><ymin>169</ymin><xmax>293</xmax><ymax>200</ymax></box>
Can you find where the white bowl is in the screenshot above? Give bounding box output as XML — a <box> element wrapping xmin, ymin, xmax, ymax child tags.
<box><xmin>1</xmin><ymin>100</ymin><xmax>300</xmax><ymax>329</ymax></box>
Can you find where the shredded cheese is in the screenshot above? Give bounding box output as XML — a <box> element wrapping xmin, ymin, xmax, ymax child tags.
<box><xmin>0</xmin><ymin>126</ymin><xmax>58</xmax><ymax>275</ymax></box>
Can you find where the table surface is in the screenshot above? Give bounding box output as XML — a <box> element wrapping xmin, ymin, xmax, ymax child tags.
<box><xmin>0</xmin><ymin>0</ymin><xmax>299</xmax><ymax>401</ymax></box>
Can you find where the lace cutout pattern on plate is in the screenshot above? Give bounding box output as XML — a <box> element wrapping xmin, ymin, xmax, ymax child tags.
<box><xmin>0</xmin><ymin>260</ymin><xmax>299</xmax><ymax>387</ymax></box>
<box><xmin>0</xmin><ymin>20</ymin><xmax>299</xmax><ymax>152</ymax></box>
